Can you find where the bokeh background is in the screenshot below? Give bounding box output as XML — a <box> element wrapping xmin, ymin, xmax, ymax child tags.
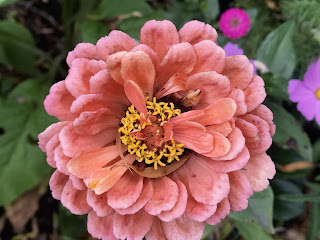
<box><xmin>0</xmin><ymin>0</ymin><xmax>320</xmax><ymax>239</ymax></box>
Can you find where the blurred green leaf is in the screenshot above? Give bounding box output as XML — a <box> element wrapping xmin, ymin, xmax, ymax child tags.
<box><xmin>267</xmin><ymin>101</ymin><xmax>313</xmax><ymax>161</ymax></box>
<box><xmin>92</xmin><ymin>0</ymin><xmax>152</xmax><ymax>20</ymax></box>
<box><xmin>279</xmin><ymin>193</ymin><xmax>320</xmax><ymax>203</ymax></box>
<box><xmin>268</xmin><ymin>145</ymin><xmax>304</xmax><ymax>165</ymax></box>
<box><xmin>201</xmin><ymin>224</ymin><xmax>214</xmax><ymax>239</ymax></box>
<box><xmin>313</xmin><ymin>139</ymin><xmax>320</xmax><ymax>163</ymax></box>
<box><xmin>0</xmin><ymin>0</ymin><xmax>19</xmax><ymax>7</ymax></box>
<box><xmin>306</xmin><ymin>182</ymin><xmax>320</xmax><ymax>192</ymax></box>
<box><xmin>233</xmin><ymin>220</ymin><xmax>272</xmax><ymax>240</ymax></box>
<box><xmin>308</xmin><ymin>203</ymin><xmax>320</xmax><ymax>240</ymax></box>
<box><xmin>0</xmin><ymin>20</ymin><xmax>38</xmax><ymax>75</ymax></box>
<box><xmin>80</xmin><ymin>19</ymin><xmax>109</xmax><ymax>44</ymax></box>
<box><xmin>271</xmin><ymin>178</ymin><xmax>304</xmax><ymax>221</ymax></box>
<box><xmin>247</xmin><ymin>8</ymin><xmax>258</xmax><ymax>25</ymax></box>
<box><xmin>229</xmin><ymin>187</ymin><xmax>274</xmax><ymax>233</ymax></box>
<box><xmin>256</xmin><ymin>21</ymin><xmax>296</xmax><ymax>79</ymax></box>
<box><xmin>0</xmin><ymin>79</ymin><xmax>56</xmax><ymax>205</ymax></box>
<box><xmin>204</xmin><ymin>0</ymin><xmax>219</xmax><ymax>22</ymax></box>
<box><xmin>262</xmin><ymin>72</ymin><xmax>289</xmax><ymax>101</ymax></box>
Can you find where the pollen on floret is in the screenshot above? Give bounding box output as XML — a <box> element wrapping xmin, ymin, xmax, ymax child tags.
<box><xmin>118</xmin><ymin>97</ymin><xmax>184</xmax><ymax>170</ymax></box>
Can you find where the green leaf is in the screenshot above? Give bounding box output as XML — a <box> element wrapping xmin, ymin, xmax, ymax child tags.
<box><xmin>201</xmin><ymin>224</ymin><xmax>214</xmax><ymax>239</ymax></box>
<box><xmin>261</xmin><ymin>72</ymin><xmax>289</xmax><ymax>101</ymax></box>
<box><xmin>204</xmin><ymin>0</ymin><xmax>219</xmax><ymax>22</ymax></box>
<box><xmin>92</xmin><ymin>0</ymin><xmax>152</xmax><ymax>19</ymax></box>
<box><xmin>266</xmin><ymin>101</ymin><xmax>313</xmax><ymax>161</ymax></box>
<box><xmin>313</xmin><ymin>139</ymin><xmax>320</xmax><ymax>163</ymax></box>
<box><xmin>256</xmin><ymin>21</ymin><xmax>296</xmax><ymax>79</ymax></box>
<box><xmin>306</xmin><ymin>182</ymin><xmax>320</xmax><ymax>192</ymax></box>
<box><xmin>229</xmin><ymin>187</ymin><xmax>274</xmax><ymax>233</ymax></box>
<box><xmin>0</xmin><ymin>79</ymin><xmax>56</xmax><ymax>205</ymax></box>
<box><xmin>0</xmin><ymin>20</ymin><xmax>38</xmax><ymax>74</ymax></box>
<box><xmin>0</xmin><ymin>0</ymin><xmax>19</xmax><ymax>7</ymax></box>
<box><xmin>80</xmin><ymin>19</ymin><xmax>109</xmax><ymax>44</ymax></box>
<box><xmin>246</xmin><ymin>8</ymin><xmax>258</xmax><ymax>25</ymax></box>
<box><xmin>233</xmin><ymin>220</ymin><xmax>272</xmax><ymax>240</ymax></box>
<box><xmin>308</xmin><ymin>203</ymin><xmax>320</xmax><ymax>240</ymax></box>
<box><xmin>279</xmin><ymin>194</ymin><xmax>320</xmax><ymax>203</ymax></box>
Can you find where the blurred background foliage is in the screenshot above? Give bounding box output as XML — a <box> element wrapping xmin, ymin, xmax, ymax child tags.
<box><xmin>0</xmin><ymin>0</ymin><xmax>320</xmax><ymax>239</ymax></box>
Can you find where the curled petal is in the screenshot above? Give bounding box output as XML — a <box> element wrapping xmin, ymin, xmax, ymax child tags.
<box><xmin>244</xmin><ymin>75</ymin><xmax>266</xmax><ymax>112</ymax></box>
<box><xmin>49</xmin><ymin>170</ymin><xmax>68</xmax><ymax>200</ymax></box>
<box><xmin>206</xmin><ymin>121</ymin><xmax>233</xmax><ymax>137</ymax></box>
<box><xmin>69</xmin><ymin>174</ymin><xmax>86</xmax><ymax>190</ymax></box>
<box><xmin>145</xmin><ymin>217</ymin><xmax>167</xmax><ymax>240</ymax></box>
<box><xmin>131</xmin><ymin>44</ymin><xmax>161</xmax><ymax>73</ymax></box>
<box><xmin>250</xmin><ymin>105</ymin><xmax>276</xmax><ymax>136</ymax></box>
<box><xmin>179</xmin><ymin>20</ymin><xmax>218</xmax><ymax>44</ymax></box>
<box><xmin>124</xmin><ymin>80</ymin><xmax>148</xmax><ymax>114</ymax></box>
<box><xmin>185</xmin><ymin>196</ymin><xmax>217</xmax><ymax>222</ymax></box>
<box><xmin>203</xmin><ymin>131</ymin><xmax>231</xmax><ymax>158</ymax></box>
<box><xmin>67</xmin><ymin>43</ymin><xmax>99</xmax><ymax>67</ymax></box>
<box><xmin>228</xmin><ymin>88</ymin><xmax>247</xmax><ymax>116</ymax></box>
<box><xmin>87</xmin><ymin>190</ymin><xmax>114</xmax><ymax>217</ymax></box>
<box><xmin>206</xmin><ymin>198</ymin><xmax>230</xmax><ymax>225</ymax></box>
<box><xmin>106</xmin><ymin>51</ymin><xmax>127</xmax><ymax>84</ymax></box>
<box><xmin>169</xmin><ymin>110</ymin><xmax>203</xmax><ymax>126</ymax></box>
<box><xmin>87</xmin><ymin>211</ymin><xmax>117</xmax><ymax>240</ymax></box>
<box><xmin>155</xmin><ymin>73</ymin><xmax>188</xmax><ymax>99</ymax></box>
<box><xmin>45</xmin><ymin>134</ymin><xmax>59</xmax><ymax>168</ymax></box>
<box><xmin>54</xmin><ymin>145</ymin><xmax>71</xmax><ymax>175</ymax></box>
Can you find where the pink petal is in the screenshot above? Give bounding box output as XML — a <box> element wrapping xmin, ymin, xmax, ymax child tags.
<box><xmin>144</xmin><ymin>176</ymin><xmax>179</xmax><ymax>215</ymax></box>
<box><xmin>222</xmin><ymin>55</ymin><xmax>253</xmax><ymax>90</ymax></box>
<box><xmin>205</xmin><ymin>146</ymin><xmax>250</xmax><ymax>173</ymax></box>
<box><xmin>69</xmin><ymin>174</ymin><xmax>86</xmax><ymax>190</ymax></box>
<box><xmin>228</xmin><ymin>88</ymin><xmax>247</xmax><ymax>116</ymax></box>
<box><xmin>113</xmin><ymin>210</ymin><xmax>153</xmax><ymax>240</ymax></box>
<box><xmin>303</xmin><ymin>58</ymin><xmax>320</xmax><ymax>91</ymax></box>
<box><xmin>96</xmin><ymin>30</ymin><xmax>137</xmax><ymax>61</ymax></box>
<box><xmin>194</xmin><ymin>98</ymin><xmax>236</xmax><ymax>126</ymax></box>
<box><xmin>124</xmin><ymin>80</ymin><xmax>148</xmax><ymax>114</ymax></box>
<box><xmin>178</xmin><ymin>20</ymin><xmax>218</xmax><ymax>44</ymax></box>
<box><xmin>203</xmin><ymin>131</ymin><xmax>231</xmax><ymax>158</ymax></box>
<box><xmin>235</xmin><ymin>117</ymin><xmax>258</xmax><ymax>138</ymax></box>
<box><xmin>157</xmin><ymin>42</ymin><xmax>197</xmax><ymax>89</ymax></box>
<box><xmin>145</xmin><ymin>217</ymin><xmax>167</xmax><ymax>240</ymax></box>
<box><xmin>173</xmin><ymin>121</ymin><xmax>213</xmax><ymax>154</ymax></box>
<box><xmin>44</xmin><ymin>81</ymin><xmax>75</xmax><ymax>121</ymax></box>
<box><xmin>87</xmin><ymin>190</ymin><xmax>114</xmax><ymax>217</ymax></box>
<box><xmin>250</xmin><ymin>105</ymin><xmax>275</xmax><ymax>136</ymax></box>
<box><xmin>67</xmin><ymin>145</ymin><xmax>124</xmax><ymax>178</ymax></box>
<box><xmin>190</xmin><ymin>40</ymin><xmax>225</xmax><ymax>75</ymax></box>
<box><xmin>66</xmin><ymin>43</ymin><xmax>99</xmax><ymax>67</ymax></box>
<box><xmin>186</xmin><ymin>71</ymin><xmax>230</xmax><ymax>107</ymax></box>
<box><xmin>61</xmin><ymin>180</ymin><xmax>92</xmax><ymax>215</ymax></box>
<box><xmin>244</xmin><ymin>75</ymin><xmax>266</xmax><ymax>112</ymax></box>
<box><xmin>228</xmin><ymin>171</ymin><xmax>253</xmax><ymax>212</ymax></box>
<box><xmin>107</xmin><ymin>171</ymin><xmax>143</xmax><ymax>209</ymax></box>
<box><xmin>206</xmin><ymin>121</ymin><xmax>233</xmax><ymax>137</ymax></box>
<box><xmin>45</xmin><ymin>134</ymin><xmax>59</xmax><ymax>168</ymax></box>
<box><xmin>87</xmin><ymin>59</ymin><xmax>107</xmax><ymax>74</ymax></box>
<box><xmin>157</xmin><ymin>180</ymin><xmax>188</xmax><ymax>222</ymax></box>
<box><xmin>242</xmin><ymin>153</ymin><xmax>275</xmax><ymax>192</ymax></box>
<box><xmin>49</xmin><ymin>170</ymin><xmax>68</xmax><ymax>200</ymax></box>
<box><xmin>131</xmin><ymin>44</ymin><xmax>161</xmax><ymax>73</ymax></box>
<box><xmin>59</xmin><ymin>124</ymin><xmax>117</xmax><ymax>158</ymax></box>
<box><xmin>54</xmin><ymin>145</ymin><xmax>71</xmax><ymax>175</ymax></box>
<box><xmin>155</xmin><ymin>73</ymin><xmax>188</xmax><ymax>99</ymax></box>
<box><xmin>185</xmin><ymin>195</ymin><xmax>217</xmax><ymax>222</ymax></box>
<box><xmin>140</xmin><ymin>20</ymin><xmax>179</xmax><ymax>60</ymax></box>
<box><xmin>206</xmin><ymin>198</ymin><xmax>230</xmax><ymax>225</ymax></box>
<box><xmin>87</xmin><ymin>211</ymin><xmax>117</xmax><ymax>240</ymax></box>
<box><xmin>161</xmin><ymin>214</ymin><xmax>205</xmax><ymax>240</ymax></box>
<box><xmin>169</xmin><ymin>110</ymin><xmax>203</xmax><ymax>126</ymax></box>
<box><xmin>297</xmin><ymin>97</ymin><xmax>318</xmax><ymax>121</ymax></box>
<box><xmin>106</xmin><ymin>51</ymin><xmax>127</xmax><ymax>84</ymax></box>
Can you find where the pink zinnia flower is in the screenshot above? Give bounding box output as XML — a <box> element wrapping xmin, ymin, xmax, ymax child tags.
<box><xmin>39</xmin><ymin>20</ymin><xmax>275</xmax><ymax>240</ymax></box>
<box><xmin>288</xmin><ymin>57</ymin><xmax>320</xmax><ymax>125</ymax></box>
<box><xmin>219</xmin><ymin>8</ymin><xmax>250</xmax><ymax>40</ymax></box>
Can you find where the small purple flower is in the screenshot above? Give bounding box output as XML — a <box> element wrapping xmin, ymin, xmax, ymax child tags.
<box><xmin>288</xmin><ymin>57</ymin><xmax>320</xmax><ymax>125</ymax></box>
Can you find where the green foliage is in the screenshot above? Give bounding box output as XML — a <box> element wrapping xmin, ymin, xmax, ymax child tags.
<box><xmin>201</xmin><ymin>224</ymin><xmax>215</xmax><ymax>239</ymax></box>
<box><xmin>80</xmin><ymin>19</ymin><xmax>109</xmax><ymax>44</ymax></box>
<box><xmin>0</xmin><ymin>79</ymin><xmax>56</xmax><ymax>205</ymax></box>
<box><xmin>0</xmin><ymin>0</ymin><xmax>19</xmax><ymax>7</ymax></box>
<box><xmin>233</xmin><ymin>220</ymin><xmax>272</xmax><ymax>240</ymax></box>
<box><xmin>309</xmin><ymin>203</ymin><xmax>320</xmax><ymax>240</ymax></box>
<box><xmin>202</xmin><ymin>0</ymin><xmax>220</xmax><ymax>22</ymax></box>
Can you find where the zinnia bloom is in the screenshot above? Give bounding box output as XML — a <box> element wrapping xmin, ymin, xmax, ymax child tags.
<box><xmin>219</xmin><ymin>8</ymin><xmax>250</xmax><ymax>40</ymax></box>
<box><xmin>39</xmin><ymin>20</ymin><xmax>276</xmax><ymax>240</ymax></box>
<box><xmin>288</xmin><ymin>57</ymin><xmax>320</xmax><ymax>125</ymax></box>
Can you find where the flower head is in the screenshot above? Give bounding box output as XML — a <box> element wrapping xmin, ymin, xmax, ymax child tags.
<box><xmin>288</xmin><ymin>57</ymin><xmax>320</xmax><ymax>125</ymax></box>
<box><xmin>39</xmin><ymin>20</ymin><xmax>275</xmax><ymax>240</ymax></box>
<box><xmin>219</xmin><ymin>8</ymin><xmax>250</xmax><ymax>40</ymax></box>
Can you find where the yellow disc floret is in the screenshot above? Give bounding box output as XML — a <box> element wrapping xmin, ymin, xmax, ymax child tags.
<box><xmin>118</xmin><ymin>97</ymin><xmax>184</xmax><ymax>170</ymax></box>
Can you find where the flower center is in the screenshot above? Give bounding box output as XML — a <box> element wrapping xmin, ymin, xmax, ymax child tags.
<box><xmin>118</xmin><ymin>97</ymin><xmax>184</xmax><ymax>170</ymax></box>
<box><xmin>316</xmin><ymin>88</ymin><xmax>320</xmax><ymax>100</ymax></box>
<box><xmin>230</xmin><ymin>18</ymin><xmax>240</xmax><ymax>28</ymax></box>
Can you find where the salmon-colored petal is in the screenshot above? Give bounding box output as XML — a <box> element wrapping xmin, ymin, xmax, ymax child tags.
<box><xmin>96</xmin><ymin>30</ymin><xmax>137</xmax><ymax>61</ymax></box>
<box><xmin>222</xmin><ymin>55</ymin><xmax>253</xmax><ymax>90</ymax></box>
<box><xmin>87</xmin><ymin>59</ymin><xmax>107</xmax><ymax>74</ymax></box>
<box><xmin>124</xmin><ymin>80</ymin><xmax>148</xmax><ymax>114</ymax></box>
<box><xmin>140</xmin><ymin>20</ymin><xmax>179</xmax><ymax>60</ymax></box>
<box><xmin>44</xmin><ymin>81</ymin><xmax>75</xmax><ymax>121</ymax></box>
<box><xmin>87</xmin><ymin>211</ymin><xmax>117</xmax><ymax>240</ymax></box>
<box><xmin>228</xmin><ymin>171</ymin><xmax>253</xmax><ymax>212</ymax></box>
<box><xmin>212</xmin><ymin>127</ymin><xmax>245</xmax><ymax>161</ymax></box>
<box><xmin>61</xmin><ymin>180</ymin><xmax>92</xmax><ymax>215</ymax></box>
<box><xmin>145</xmin><ymin>217</ymin><xmax>167</xmax><ymax>240</ymax></box>
<box><xmin>184</xmin><ymin>156</ymin><xmax>230</xmax><ymax>205</ymax></box>
<box><xmin>178</xmin><ymin>20</ymin><xmax>218</xmax><ymax>44</ymax></box>
<box><xmin>186</xmin><ymin>71</ymin><xmax>230</xmax><ymax>107</ymax></box>
<box><xmin>114</xmin><ymin>210</ymin><xmax>153</xmax><ymax>240</ymax></box>
<box><xmin>173</xmin><ymin>121</ymin><xmax>213</xmax><ymax>154</ymax></box>
<box><xmin>169</xmin><ymin>110</ymin><xmax>203</xmax><ymax>126</ymax></box>
<box><xmin>185</xmin><ymin>195</ymin><xmax>217</xmax><ymax>222</ymax></box>
<box><xmin>205</xmin><ymin>198</ymin><xmax>230</xmax><ymax>225</ymax></box>
<box><xmin>206</xmin><ymin>121</ymin><xmax>233</xmax><ymax>137</ymax></box>
<box><xmin>69</xmin><ymin>174</ymin><xmax>86</xmax><ymax>190</ymax></box>
<box><xmin>45</xmin><ymin>134</ymin><xmax>59</xmax><ymax>168</ymax></box>
<box><xmin>106</xmin><ymin>51</ymin><xmax>127</xmax><ymax>84</ymax></box>
<box><xmin>157</xmin><ymin>42</ymin><xmax>197</xmax><ymax>89</ymax></box>
<box><xmin>67</xmin><ymin>145</ymin><xmax>124</xmax><ymax>178</ymax></box>
<box><xmin>235</xmin><ymin>117</ymin><xmax>258</xmax><ymax>138</ymax></box>
<box><xmin>194</xmin><ymin>98</ymin><xmax>236</xmax><ymax>126</ymax></box>
<box><xmin>49</xmin><ymin>170</ymin><xmax>68</xmax><ymax>200</ymax></box>
<box><xmin>244</xmin><ymin>75</ymin><xmax>266</xmax><ymax>112</ymax></box>
<box><xmin>157</xmin><ymin>180</ymin><xmax>187</xmax><ymax>222</ymax></box>
<box><xmin>108</xmin><ymin>171</ymin><xmax>144</xmax><ymax>209</ymax></box>
<box><xmin>155</xmin><ymin>73</ymin><xmax>188</xmax><ymax>99</ymax></box>
<box><xmin>67</xmin><ymin>43</ymin><xmax>99</xmax><ymax>67</ymax></box>
<box><xmin>190</xmin><ymin>40</ymin><xmax>225</xmax><ymax>75</ymax></box>
<box><xmin>131</xmin><ymin>44</ymin><xmax>161</xmax><ymax>73</ymax></box>
<box><xmin>73</xmin><ymin>109</ymin><xmax>119</xmax><ymax>135</ymax></box>
<box><xmin>144</xmin><ymin>176</ymin><xmax>179</xmax><ymax>215</ymax></box>
<box><xmin>121</xmin><ymin>51</ymin><xmax>155</xmax><ymax>97</ymax></box>
<box><xmin>89</xmin><ymin>154</ymin><xmax>136</xmax><ymax>195</ymax></box>
<box><xmin>242</xmin><ymin>153</ymin><xmax>275</xmax><ymax>192</ymax></box>
<box><xmin>59</xmin><ymin>124</ymin><xmax>117</xmax><ymax>158</ymax></box>
<box><xmin>228</xmin><ymin>88</ymin><xmax>247</xmax><ymax>116</ymax></box>
<box><xmin>205</xmin><ymin>146</ymin><xmax>250</xmax><ymax>173</ymax></box>
<box><xmin>203</xmin><ymin>131</ymin><xmax>231</xmax><ymax>158</ymax></box>
<box><xmin>87</xmin><ymin>190</ymin><xmax>114</xmax><ymax>217</ymax></box>
<box><xmin>250</xmin><ymin>105</ymin><xmax>275</xmax><ymax>136</ymax></box>
<box><xmin>161</xmin><ymin>214</ymin><xmax>205</xmax><ymax>240</ymax></box>
<box><xmin>54</xmin><ymin>145</ymin><xmax>71</xmax><ymax>175</ymax></box>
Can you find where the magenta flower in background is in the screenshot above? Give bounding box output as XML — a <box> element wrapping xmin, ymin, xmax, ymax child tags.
<box><xmin>219</xmin><ymin>8</ymin><xmax>250</xmax><ymax>40</ymax></box>
<box><xmin>288</xmin><ymin>57</ymin><xmax>320</xmax><ymax>125</ymax></box>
